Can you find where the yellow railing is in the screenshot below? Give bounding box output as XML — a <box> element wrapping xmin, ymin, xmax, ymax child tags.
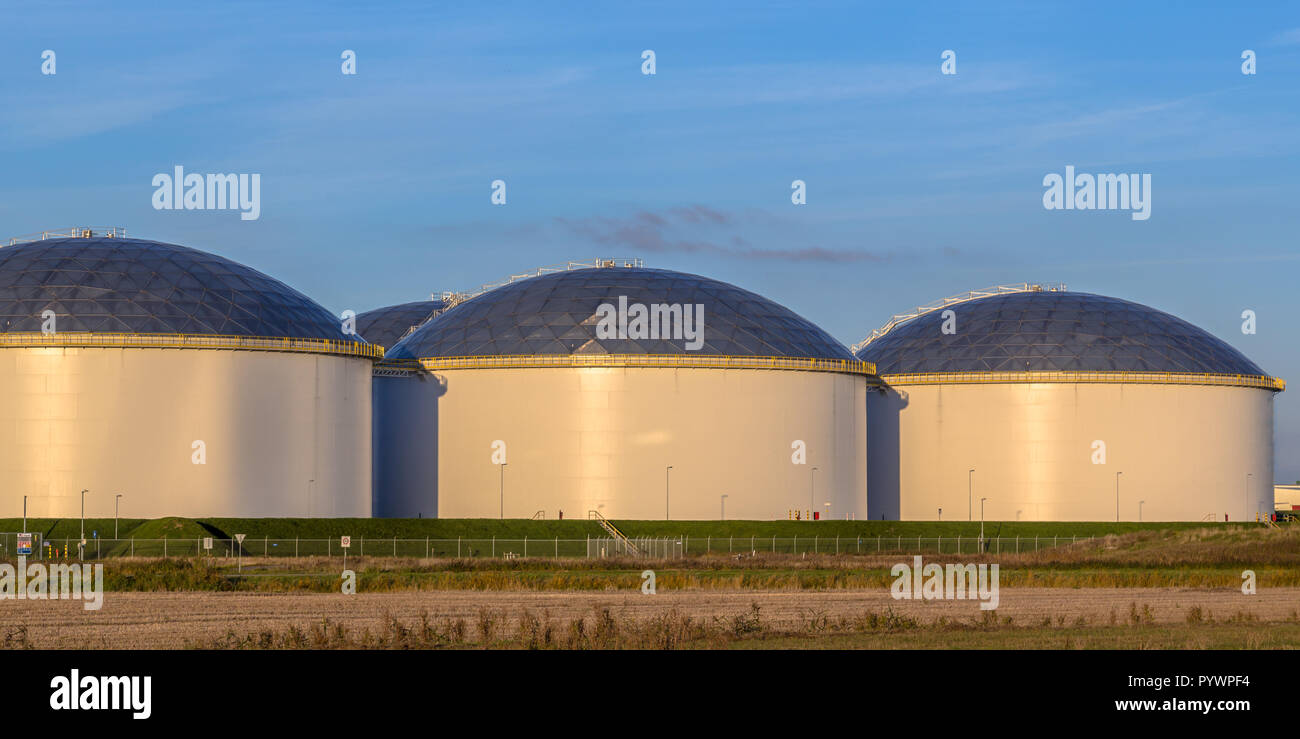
<box><xmin>0</xmin><ymin>332</ymin><xmax>384</xmax><ymax>359</ymax></box>
<box><xmin>880</xmin><ymin>370</ymin><xmax>1285</xmax><ymax>391</ymax></box>
<box><xmin>404</xmin><ymin>353</ymin><xmax>876</xmax><ymax>375</ymax></box>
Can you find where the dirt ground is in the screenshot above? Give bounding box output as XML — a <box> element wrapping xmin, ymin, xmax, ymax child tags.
<box><xmin>2</xmin><ymin>587</ymin><xmax>1297</xmax><ymax>648</ymax></box>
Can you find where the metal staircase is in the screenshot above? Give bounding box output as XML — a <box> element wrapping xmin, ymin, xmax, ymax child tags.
<box><xmin>588</xmin><ymin>510</ymin><xmax>640</xmax><ymax>556</ymax></box>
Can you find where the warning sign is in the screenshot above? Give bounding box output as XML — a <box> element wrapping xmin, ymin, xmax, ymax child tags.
<box><xmin>17</xmin><ymin>533</ymin><xmax>33</xmax><ymax>556</ymax></box>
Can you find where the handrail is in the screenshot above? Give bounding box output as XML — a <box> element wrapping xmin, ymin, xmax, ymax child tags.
<box><xmin>879</xmin><ymin>370</ymin><xmax>1284</xmax><ymax>392</ymax></box>
<box><xmin>440</xmin><ymin>258</ymin><xmax>644</xmax><ymax>310</ymax></box>
<box><xmin>0</xmin><ymin>331</ymin><xmax>383</xmax><ymax>359</ymax></box>
<box><xmin>412</xmin><ymin>353</ymin><xmax>877</xmax><ymax>376</ymax></box>
<box><xmin>6</xmin><ymin>226</ymin><xmax>127</xmax><ymax>246</ymax></box>
<box><xmin>588</xmin><ymin>510</ymin><xmax>639</xmax><ymax>556</ymax></box>
<box><xmin>852</xmin><ymin>283</ymin><xmax>1067</xmax><ymax>353</ymax></box>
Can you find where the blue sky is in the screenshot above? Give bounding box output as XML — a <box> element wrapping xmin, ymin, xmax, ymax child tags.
<box><xmin>1</xmin><ymin>1</ymin><xmax>1298</xmax><ymax>480</ymax></box>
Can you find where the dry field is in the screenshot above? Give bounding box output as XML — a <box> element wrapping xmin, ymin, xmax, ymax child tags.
<box><xmin>2</xmin><ymin>587</ymin><xmax>1297</xmax><ymax>649</ymax></box>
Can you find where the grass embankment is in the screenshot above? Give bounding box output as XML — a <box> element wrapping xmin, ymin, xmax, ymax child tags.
<box><xmin>192</xmin><ymin>603</ymin><xmax>1300</xmax><ymax>650</ymax></box>
<box><xmin>74</xmin><ymin>525</ymin><xmax>1300</xmax><ymax>592</ymax></box>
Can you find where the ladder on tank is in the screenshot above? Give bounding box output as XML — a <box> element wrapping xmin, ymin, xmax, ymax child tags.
<box><xmin>588</xmin><ymin>510</ymin><xmax>640</xmax><ymax>556</ymax></box>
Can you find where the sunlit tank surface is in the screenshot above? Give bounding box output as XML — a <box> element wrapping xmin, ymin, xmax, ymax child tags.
<box><xmin>374</xmin><ymin>264</ymin><xmax>873</xmax><ymax>520</ymax></box>
<box><xmin>857</xmin><ymin>289</ymin><xmax>1284</xmax><ymax>522</ymax></box>
<box><xmin>0</xmin><ymin>233</ymin><xmax>378</xmax><ymax>518</ymax></box>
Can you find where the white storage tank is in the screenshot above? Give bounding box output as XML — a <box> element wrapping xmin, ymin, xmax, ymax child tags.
<box><xmin>856</xmin><ymin>285</ymin><xmax>1284</xmax><ymax>522</ymax></box>
<box><xmin>374</xmin><ymin>260</ymin><xmax>873</xmax><ymax>520</ymax></box>
<box><xmin>0</xmin><ymin>230</ymin><xmax>380</xmax><ymax>518</ymax></box>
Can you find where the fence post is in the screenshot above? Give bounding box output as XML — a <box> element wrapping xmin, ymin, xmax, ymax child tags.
<box><xmin>555</xmin><ymin>537</ymin><xmax>558</xmax><ymax>558</ymax></box>
<box><xmin>131</xmin><ymin>538</ymin><xmax>133</xmax><ymax>557</ymax></box>
<box><xmin>360</xmin><ymin>536</ymin><xmax>364</xmax><ymax>557</ymax></box>
<box><xmin>426</xmin><ymin>537</ymin><xmax>429</xmax><ymax>559</ymax></box>
<box><xmin>524</xmin><ymin>536</ymin><xmax>528</xmax><ymax>558</ymax></box>
<box><xmin>296</xmin><ymin>536</ymin><xmax>299</xmax><ymax>558</ymax></box>
<box><xmin>492</xmin><ymin>536</ymin><xmax>495</xmax><ymax>558</ymax></box>
<box><xmin>459</xmin><ymin>536</ymin><xmax>462</xmax><ymax>558</ymax></box>
<box><xmin>771</xmin><ymin>535</ymin><xmax>775</xmax><ymax>553</ymax></box>
<box><xmin>937</xmin><ymin>536</ymin><xmax>941</xmax><ymax>554</ymax></box>
<box><xmin>164</xmin><ymin>538</ymin><xmax>167</xmax><ymax>557</ymax></box>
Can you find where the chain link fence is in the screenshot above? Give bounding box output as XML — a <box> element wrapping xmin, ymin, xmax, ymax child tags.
<box><xmin>0</xmin><ymin>532</ymin><xmax>1097</xmax><ymax>560</ymax></box>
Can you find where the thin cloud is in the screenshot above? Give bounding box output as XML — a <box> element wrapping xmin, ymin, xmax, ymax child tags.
<box><xmin>555</xmin><ymin>206</ymin><xmax>887</xmax><ymax>263</ymax></box>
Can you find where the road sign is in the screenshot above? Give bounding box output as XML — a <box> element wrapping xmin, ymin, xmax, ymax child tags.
<box><xmin>17</xmin><ymin>533</ymin><xmax>32</xmax><ymax>556</ymax></box>
<box><xmin>203</xmin><ymin>537</ymin><xmax>213</xmax><ymax>550</ymax></box>
<box><xmin>234</xmin><ymin>534</ymin><xmax>246</xmax><ymax>544</ymax></box>
<box><xmin>341</xmin><ymin>536</ymin><xmax>351</xmax><ymax>549</ymax></box>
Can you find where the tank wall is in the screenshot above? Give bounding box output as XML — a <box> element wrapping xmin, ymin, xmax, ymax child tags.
<box><xmin>397</xmin><ymin>367</ymin><xmax>866</xmax><ymax>520</ymax></box>
<box><xmin>372</xmin><ymin>373</ymin><xmax>443</xmax><ymax>517</ymax></box>
<box><xmin>869</xmin><ymin>381</ymin><xmax>1275</xmax><ymax>522</ymax></box>
<box><xmin>0</xmin><ymin>347</ymin><xmax>372</xmax><ymax>518</ymax></box>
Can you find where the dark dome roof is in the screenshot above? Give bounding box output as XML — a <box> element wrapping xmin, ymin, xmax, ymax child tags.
<box><xmin>388</xmin><ymin>266</ymin><xmax>852</xmax><ymax>360</ymax></box>
<box><xmin>856</xmin><ymin>291</ymin><xmax>1267</xmax><ymax>376</ymax></box>
<box><xmin>0</xmin><ymin>236</ymin><xmax>357</xmax><ymax>341</ymax></box>
<box><xmin>356</xmin><ymin>300</ymin><xmax>446</xmax><ymax>349</ymax></box>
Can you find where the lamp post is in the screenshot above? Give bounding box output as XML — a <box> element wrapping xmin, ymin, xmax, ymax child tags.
<box><xmin>79</xmin><ymin>489</ymin><xmax>88</xmax><ymax>560</ymax></box>
<box><xmin>968</xmin><ymin>469</ymin><xmax>975</xmax><ymax>521</ymax></box>
<box><xmin>1115</xmin><ymin>472</ymin><xmax>1122</xmax><ymax>523</ymax></box>
<box><xmin>720</xmin><ymin>494</ymin><xmax>728</xmax><ymax>520</ymax></box>
<box><xmin>665</xmin><ymin>466</ymin><xmax>673</xmax><ymax>520</ymax></box>
<box><xmin>22</xmin><ymin>495</ymin><xmax>26</xmax><ymax>533</ymax></box>
<box><xmin>1138</xmin><ymin>499</ymin><xmax>1144</xmax><ymax>522</ymax></box>
<box><xmin>980</xmin><ymin>497</ymin><xmax>988</xmax><ymax>546</ymax></box>
<box><xmin>810</xmin><ymin>467</ymin><xmax>818</xmax><ymax>519</ymax></box>
<box><xmin>115</xmin><ymin>494</ymin><xmax>123</xmax><ymax>539</ymax></box>
<box><xmin>938</xmin><ymin>507</ymin><xmax>942</xmax><ymax>521</ymax></box>
<box><xmin>499</xmin><ymin>462</ymin><xmax>507</xmax><ymax>519</ymax></box>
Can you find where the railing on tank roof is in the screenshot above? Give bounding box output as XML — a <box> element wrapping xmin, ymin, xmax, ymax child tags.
<box><xmin>435</xmin><ymin>258</ymin><xmax>644</xmax><ymax>310</ymax></box>
<box><xmin>6</xmin><ymin>227</ymin><xmax>128</xmax><ymax>246</ymax></box>
<box><xmin>406</xmin><ymin>353</ymin><xmax>877</xmax><ymax>376</ymax></box>
<box><xmin>0</xmin><ymin>332</ymin><xmax>383</xmax><ymax>359</ymax></box>
<box><xmin>852</xmin><ymin>283</ymin><xmax>1067</xmax><ymax>354</ymax></box>
<box><xmin>877</xmin><ymin>369</ymin><xmax>1284</xmax><ymax>392</ymax></box>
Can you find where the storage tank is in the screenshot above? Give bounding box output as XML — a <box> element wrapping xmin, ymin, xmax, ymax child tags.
<box><xmin>356</xmin><ymin>298</ymin><xmax>448</xmax><ymax>351</ymax></box>
<box><xmin>0</xmin><ymin>229</ymin><xmax>380</xmax><ymax>518</ymax></box>
<box><xmin>856</xmin><ymin>285</ymin><xmax>1285</xmax><ymax>522</ymax></box>
<box><xmin>374</xmin><ymin>260</ymin><xmax>873</xmax><ymax>520</ymax></box>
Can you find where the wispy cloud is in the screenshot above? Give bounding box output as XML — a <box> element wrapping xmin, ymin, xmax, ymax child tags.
<box><xmin>555</xmin><ymin>206</ymin><xmax>888</xmax><ymax>263</ymax></box>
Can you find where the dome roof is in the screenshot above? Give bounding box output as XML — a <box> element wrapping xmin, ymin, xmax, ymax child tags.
<box><xmin>0</xmin><ymin>236</ymin><xmax>361</xmax><ymax>343</ymax></box>
<box><xmin>856</xmin><ymin>291</ymin><xmax>1267</xmax><ymax>376</ymax></box>
<box><xmin>356</xmin><ymin>299</ymin><xmax>446</xmax><ymax>349</ymax></box>
<box><xmin>387</xmin><ymin>266</ymin><xmax>853</xmax><ymax>361</ymax></box>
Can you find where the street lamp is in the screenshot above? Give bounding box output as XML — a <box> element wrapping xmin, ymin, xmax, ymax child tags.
<box><xmin>968</xmin><ymin>469</ymin><xmax>975</xmax><ymax>521</ymax></box>
<box><xmin>1115</xmin><ymin>472</ymin><xmax>1122</xmax><ymax>523</ymax></box>
<box><xmin>720</xmin><ymin>494</ymin><xmax>728</xmax><ymax>520</ymax></box>
<box><xmin>22</xmin><ymin>495</ymin><xmax>27</xmax><ymax>533</ymax></box>
<box><xmin>79</xmin><ymin>489</ymin><xmax>88</xmax><ymax>560</ymax></box>
<box><xmin>665</xmin><ymin>466</ymin><xmax>673</xmax><ymax>520</ymax></box>
<box><xmin>499</xmin><ymin>462</ymin><xmax>507</xmax><ymax>519</ymax></box>
<box><xmin>115</xmin><ymin>494</ymin><xmax>123</xmax><ymax>539</ymax></box>
<box><xmin>810</xmin><ymin>467</ymin><xmax>818</xmax><ymax>519</ymax></box>
<box><xmin>980</xmin><ymin>497</ymin><xmax>988</xmax><ymax>546</ymax></box>
<box><xmin>1138</xmin><ymin>499</ymin><xmax>1145</xmax><ymax>522</ymax></box>
<box><xmin>937</xmin><ymin>507</ymin><xmax>942</xmax><ymax>521</ymax></box>
<box><xmin>823</xmin><ymin>502</ymin><xmax>831</xmax><ymax>521</ymax></box>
